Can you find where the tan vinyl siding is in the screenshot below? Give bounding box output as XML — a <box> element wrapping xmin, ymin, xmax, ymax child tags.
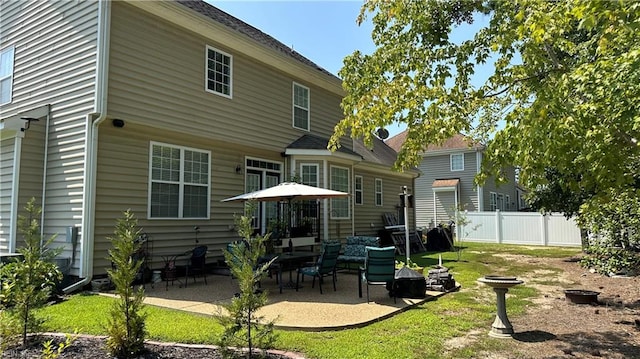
<box><xmin>352</xmin><ymin>169</ymin><xmax>415</xmax><ymax>237</ymax></box>
<box><xmin>0</xmin><ymin>0</ymin><xmax>99</xmax><ymax>272</ymax></box>
<box><xmin>93</xmin><ymin>122</ymin><xmax>285</xmax><ymax>274</ymax></box>
<box><xmin>0</xmin><ymin>139</ymin><xmax>16</xmax><ymax>251</ymax></box>
<box><xmin>107</xmin><ymin>2</ymin><xmax>347</xmax><ymax>154</ymax></box>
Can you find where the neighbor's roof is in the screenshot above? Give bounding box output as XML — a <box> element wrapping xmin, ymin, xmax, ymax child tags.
<box><xmin>176</xmin><ymin>0</ymin><xmax>337</xmax><ymax>79</ymax></box>
<box><xmin>386</xmin><ymin>131</ymin><xmax>484</xmax><ymax>153</ymax></box>
<box><xmin>432</xmin><ymin>179</ymin><xmax>460</xmax><ymax>188</ymax></box>
<box><xmin>353</xmin><ymin>136</ymin><xmax>399</xmax><ymax>167</ymax></box>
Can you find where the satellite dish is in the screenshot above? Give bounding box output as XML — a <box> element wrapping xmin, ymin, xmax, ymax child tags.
<box><xmin>376</xmin><ymin>128</ymin><xmax>389</xmax><ymax>140</ymax></box>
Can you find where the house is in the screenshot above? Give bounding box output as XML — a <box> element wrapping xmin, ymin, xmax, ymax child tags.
<box><xmin>0</xmin><ymin>0</ymin><xmax>417</xmax><ymax>291</ymax></box>
<box><xmin>386</xmin><ymin>131</ymin><xmax>519</xmax><ymax>228</ymax></box>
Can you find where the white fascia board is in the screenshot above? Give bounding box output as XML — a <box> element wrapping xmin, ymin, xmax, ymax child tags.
<box><xmin>432</xmin><ymin>186</ymin><xmax>457</xmax><ymax>192</ymax></box>
<box><xmin>130</xmin><ymin>1</ymin><xmax>343</xmax><ymax>95</ymax></box>
<box><xmin>421</xmin><ymin>147</ymin><xmax>482</xmax><ymax>157</ymax></box>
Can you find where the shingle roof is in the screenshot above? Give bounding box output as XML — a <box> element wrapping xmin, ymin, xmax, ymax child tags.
<box><xmin>176</xmin><ymin>0</ymin><xmax>338</xmax><ymax>79</ymax></box>
<box><xmin>287</xmin><ymin>134</ymin><xmax>362</xmax><ymax>159</ymax></box>
<box><xmin>386</xmin><ymin>131</ymin><xmax>483</xmax><ymax>152</ymax></box>
<box><xmin>353</xmin><ymin>136</ymin><xmax>399</xmax><ymax>167</ymax></box>
<box><xmin>432</xmin><ymin>179</ymin><xmax>460</xmax><ymax>188</ymax></box>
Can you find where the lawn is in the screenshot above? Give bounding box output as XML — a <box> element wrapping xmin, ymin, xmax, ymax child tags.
<box><xmin>36</xmin><ymin>242</ymin><xmax>582</xmax><ymax>359</ymax></box>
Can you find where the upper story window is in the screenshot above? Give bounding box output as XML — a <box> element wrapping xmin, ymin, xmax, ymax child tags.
<box><xmin>149</xmin><ymin>142</ymin><xmax>210</xmax><ymax>219</ymax></box>
<box><xmin>293</xmin><ymin>82</ymin><xmax>310</xmax><ymax>131</ymax></box>
<box><xmin>354</xmin><ymin>175</ymin><xmax>363</xmax><ymax>205</ymax></box>
<box><xmin>206</xmin><ymin>46</ymin><xmax>232</xmax><ymax>98</ymax></box>
<box><xmin>450</xmin><ymin>153</ymin><xmax>464</xmax><ymax>171</ymax></box>
<box><xmin>330</xmin><ymin>166</ymin><xmax>350</xmax><ymax>219</ymax></box>
<box><xmin>300</xmin><ymin>163</ymin><xmax>318</xmax><ymax>186</ymax></box>
<box><xmin>0</xmin><ymin>45</ymin><xmax>15</xmax><ymax>105</ymax></box>
<box><xmin>375</xmin><ymin>178</ymin><xmax>383</xmax><ymax>206</ymax></box>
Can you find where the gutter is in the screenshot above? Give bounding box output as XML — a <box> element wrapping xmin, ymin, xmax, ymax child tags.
<box><xmin>40</xmin><ymin>104</ymin><xmax>51</xmax><ymax>243</ymax></box>
<box><xmin>63</xmin><ymin>0</ymin><xmax>111</xmax><ymax>293</ymax></box>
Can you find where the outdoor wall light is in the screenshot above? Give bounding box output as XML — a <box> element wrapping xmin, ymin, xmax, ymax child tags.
<box><xmin>235</xmin><ymin>164</ymin><xmax>242</xmax><ymax>174</ymax></box>
<box><xmin>19</xmin><ymin>117</ymin><xmax>39</xmax><ymax>132</ymax></box>
<box><xmin>112</xmin><ymin>119</ymin><xmax>125</xmax><ymax>128</ymax></box>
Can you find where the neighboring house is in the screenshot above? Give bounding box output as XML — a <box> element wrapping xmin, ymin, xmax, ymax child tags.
<box><xmin>386</xmin><ymin>132</ymin><xmax>519</xmax><ymax>228</ymax></box>
<box><xmin>0</xmin><ymin>0</ymin><xmax>417</xmax><ymax>290</ymax></box>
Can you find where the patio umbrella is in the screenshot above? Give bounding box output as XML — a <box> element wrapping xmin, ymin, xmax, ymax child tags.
<box><xmin>222</xmin><ymin>182</ymin><xmax>349</xmax><ymax>244</ymax></box>
<box><xmin>221</xmin><ymin>182</ymin><xmax>349</xmax><ymax>202</ymax></box>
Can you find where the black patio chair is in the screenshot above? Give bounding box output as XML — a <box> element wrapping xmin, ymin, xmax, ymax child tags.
<box><xmin>184</xmin><ymin>245</ymin><xmax>208</xmax><ymax>287</ymax></box>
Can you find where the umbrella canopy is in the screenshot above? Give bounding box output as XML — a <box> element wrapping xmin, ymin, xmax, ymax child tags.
<box><xmin>221</xmin><ymin>182</ymin><xmax>349</xmax><ymax>202</ymax></box>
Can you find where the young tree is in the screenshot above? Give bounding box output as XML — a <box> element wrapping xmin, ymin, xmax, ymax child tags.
<box><xmin>105</xmin><ymin>210</ymin><xmax>147</xmax><ymax>358</ymax></box>
<box><xmin>0</xmin><ymin>198</ymin><xmax>62</xmax><ymax>348</ymax></box>
<box><xmin>216</xmin><ymin>202</ymin><xmax>277</xmax><ymax>358</ymax></box>
<box><xmin>330</xmin><ymin>0</ymin><xmax>640</xmax><ymax>209</ymax></box>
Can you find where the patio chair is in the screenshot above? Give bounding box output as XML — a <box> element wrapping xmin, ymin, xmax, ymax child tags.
<box><xmin>359</xmin><ymin>246</ymin><xmax>396</xmax><ymax>303</ymax></box>
<box><xmin>295</xmin><ymin>242</ymin><xmax>341</xmax><ymax>294</ymax></box>
<box><xmin>184</xmin><ymin>245</ymin><xmax>208</xmax><ymax>287</ymax></box>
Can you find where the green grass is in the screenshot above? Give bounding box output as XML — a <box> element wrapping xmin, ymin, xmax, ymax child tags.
<box><xmin>36</xmin><ymin>242</ymin><xmax>582</xmax><ymax>359</ymax></box>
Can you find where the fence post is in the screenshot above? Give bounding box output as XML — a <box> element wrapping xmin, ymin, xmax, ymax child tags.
<box><xmin>495</xmin><ymin>210</ymin><xmax>502</xmax><ymax>243</ymax></box>
<box><xmin>540</xmin><ymin>213</ymin><xmax>547</xmax><ymax>246</ymax></box>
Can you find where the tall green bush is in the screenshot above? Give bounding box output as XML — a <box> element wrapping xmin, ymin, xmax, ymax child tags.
<box><xmin>216</xmin><ymin>202</ymin><xmax>277</xmax><ymax>358</ymax></box>
<box><xmin>105</xmin><ymin>209</ymin><xmax>147</xmax><ymax>358</ymax></box>
<box><xmin>0</xmin><ymin>198</ymin><xmax>62</xmax><ymax>348</ymax></box>
<box><xmin>578</xmin><ymin>188</ymin><xmax>640</xmax><ymax>275</ymax></box>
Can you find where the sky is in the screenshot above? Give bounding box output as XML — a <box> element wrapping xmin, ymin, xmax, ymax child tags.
<box><xmin>208</xmin><ymin>1</ymin><xmax>490</xmax><ymax>139</ymax></box>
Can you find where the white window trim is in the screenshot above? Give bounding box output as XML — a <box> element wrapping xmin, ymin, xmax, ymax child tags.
<box><xmin>375</xmin><ymin>178</ymin><xmax>383</xmax><ymax>206</ymax></box>
<box><xmin>292</xmin><ymin>82</ymin><xmax>310</xmax><ymax>131</ymax></box>
<box><xmin>354</xmin><ymin>175</ymin><xmax>363</xmax><ymax>205</ymax></box>
<box><xmin>148</xmin><ymin>141</ymin><xmax>211</xmax><ymax>219</ymax></box>
<box><xmin>205</xmin><ymin>45</ymin><xmax>233</xmax><ymax>99</ymax></box>
<box><xmin>489</xmin><ymin>191</ymin><xmax>497</xmax><ymax>211</ymax></box>
<box><xmin>0</xmin><ymin>45</ymin><xmax>15</xmax><ymax>105</ymax></box>
<box><xmin>450</xmin><ymin>153</ymin><xmax>464</xmax><ymax>171</ymax></box>
<box><xmin>300</xmin><ymin>163</ymin><xmax>319</xmax><ymax>187</ymax></box>
<box><xmin>330</xmin><ymin>165</ymin><xmax>350</xmax><ymax>219</ymax></box>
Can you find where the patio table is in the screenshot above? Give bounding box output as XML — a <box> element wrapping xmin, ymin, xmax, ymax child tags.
<box><xmin>263</xmin><ymin>251</ymin><xmax>319</xmax><ymax>293</ymax></box>
<box><xmin>154</xmin><ymin>250</ymin><xmax>191</xmax><ymax>290</ymax></box>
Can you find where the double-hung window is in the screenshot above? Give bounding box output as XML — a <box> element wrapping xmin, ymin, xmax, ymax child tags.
<box><xmin>354</xmin><ymin>175</ymin><xmax>363</xmax><ymax>205</ymax></box>
<box><xmin>149</xmin><ymin>142</ymin><xmax>210</xmax><ymax>219</ymax></box>
<box><xmin>293</xmin><ymin>82</ymin><xmax>310</xmax><ymax>131</ymax></box>
<box><xmin>0</xmin><ymin>45</ymin><xmax>15</xmax><ymax>105</ymax></box>
<box><xmin>375</xmin><ymin>178</ymin><xmax>383</xmax><ymax>206</ymax></box>
<box><xmin>450</xmin><ymin>153</ymin><xmax>464</xmax><ymax>171</ymax></box>
<box><xmin>300</xmin><ymin>163</ymin><xmax>318</xmax><ymax>187</ymax></box>
<box><xmin>206</xmin><ymin>45</ymin><xmax>232</xmax><ymax>98</ymax></box>
<box><xmin>330</xmin><ymin>166</ymin><xmax>349</xmax><ymax>219</ymax></box>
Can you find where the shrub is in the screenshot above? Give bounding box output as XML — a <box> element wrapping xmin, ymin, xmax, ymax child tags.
<box><xmin>105</xmin><ymin>209</ymin><xmax>147</xmax><ymax>358</ymax></box>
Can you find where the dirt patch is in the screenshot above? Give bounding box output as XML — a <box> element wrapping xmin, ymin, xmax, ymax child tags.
<box><xmin>483</xmin><ymin>254</ymin><xmax>640</xmax><ymax>358</ymax></box>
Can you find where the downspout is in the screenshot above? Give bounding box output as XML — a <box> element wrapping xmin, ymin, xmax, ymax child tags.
<box><xmin>476</xmin><ymin>150</ymin><xmax>483</xmax><ymax>211</ymax></box>
<box><xmin>39</xmin><ymin>104</ymin><xmax>51</xmax><ymax>241</ymax></box>
<box><xmin>322</xmin><ymin>159</ymin><xmax>328</xmax><ymax>240</ymax></box>
<box><xmin>64</xmin><ymin>0</ymin><xmax>110</xmax><ymax>293</ymax></box>
<box><xmin>9</xmin><ymin>133</ymin><xmax>24</xmax><ymax>253</ymax></box>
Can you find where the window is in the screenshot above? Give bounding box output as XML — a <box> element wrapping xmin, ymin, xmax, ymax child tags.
<box><xmin>489</xmin><ymin>192</ymin><xmax>497</xmax><ymax>211</ymax></box>
<box><xmin>450</xmin><ymin>153</ymin><xmax>464</xmax><ymax>171</ymax></box>
<box><xmin>0</xmin><ymin>46</ymin><xmax>15</xmax><ymax>105</ymax></box>
<box><xmin>149</xmin><ymin>142</ymin><xmax>210</xmax><ymax>219</ymax></box>
<box><xmin>375</xmin><ymin>178</ymin><xmax>383</xmax><ymax>206</ymax></box>
<box><xmin>300</xmin><ymin>164</ymin><xmax>318</xmax><ymax>186</ymax></box>
<box><xmin>246</xmin><ymin>158</ymin><xmax>282</xmax><ymax>232</ymax></box>
<box><xmin>330</xmin><ymin>166</ymin><xmax>349</xmax><ymax>219</ymax></box>
<box><xmin>293</xmin><ymin>82</ymin><xmax>309</xmax><ymax>131</ymax></box>
<box><xmin>206</xmin><ymin>46</ymin><xmax>232</xmax><ymax>98</ymax></box>
<box><xmin>354</xmin><ymin>175</ymin><xmax>363</xmax><ymax>205</ymax></box>
<box><xmin>497</xmin><ymin>193</ymin><xmax>504</xmax><ymax>211</ymax></box>
<box><xmin>505</xmin><ymin>195</ymin><xmax>511</xmax><ymax>211</ymax></box>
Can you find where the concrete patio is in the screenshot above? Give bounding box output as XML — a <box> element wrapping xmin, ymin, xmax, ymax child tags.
<box><xmin>103</xmin><ymin>270</ymin><xmax>454</xmax><ymax>331</ymax></box>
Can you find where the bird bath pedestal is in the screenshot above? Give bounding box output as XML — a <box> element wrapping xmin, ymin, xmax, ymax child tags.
<box><xmin>477</xmin><ymin>275</ymin><xmax>524</xmax><ymax>338</ymax></box>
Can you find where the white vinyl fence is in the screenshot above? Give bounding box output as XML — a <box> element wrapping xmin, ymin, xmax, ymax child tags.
<box><xmin>458</xmin><ymin>211</ymin><xmax>582</xmax><ymax>247</ymax></box>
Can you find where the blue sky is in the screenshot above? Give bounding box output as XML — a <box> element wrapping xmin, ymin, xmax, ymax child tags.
<box><xmin>209</xmin><ymin>1</ymin><xmax>490</xmax><ymax>139</ymax></box>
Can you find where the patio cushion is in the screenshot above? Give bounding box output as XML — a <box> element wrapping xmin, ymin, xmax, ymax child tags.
<box><xmin>338</xmin><ymin>236</ymin><xmax>380</xmax><ymax>265</ymax></box>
